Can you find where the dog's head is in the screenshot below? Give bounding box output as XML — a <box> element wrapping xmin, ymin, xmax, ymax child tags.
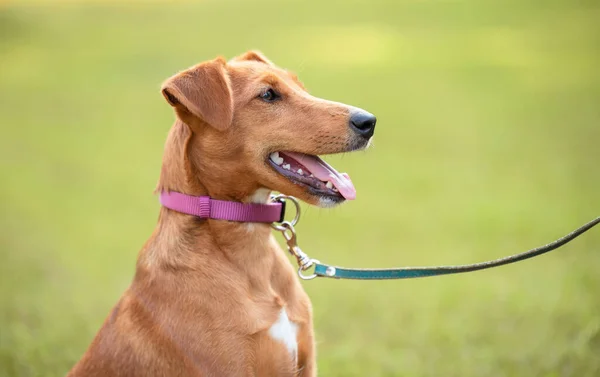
<box><xmin>160</xmin><ymin>51</ymin><xmax>376</xmax><ymax>208</ymax></box>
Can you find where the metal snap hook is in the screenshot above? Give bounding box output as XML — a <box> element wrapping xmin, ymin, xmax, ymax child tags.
<box><xmin>298</xmin><ymin>259</ymin><xmax>319</xmax><ymax>280</ymax></box>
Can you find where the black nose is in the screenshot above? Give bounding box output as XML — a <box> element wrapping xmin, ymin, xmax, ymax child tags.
<box><xmin>349</xmin><ymin>110</ymin><xmax>376</xmax><ymax>138</ymax></box>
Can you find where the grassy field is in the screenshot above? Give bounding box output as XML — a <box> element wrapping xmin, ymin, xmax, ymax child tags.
<box><xmin>1</xmin><ymin>0</ymin><xmax>599</xmax><ymax>376</ymax></box>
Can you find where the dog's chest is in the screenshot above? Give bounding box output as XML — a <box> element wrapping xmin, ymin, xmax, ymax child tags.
<box><xmin>268</xmin><ymin>308</ymin><xmax>298</xmax><ymax>361</ymax></box>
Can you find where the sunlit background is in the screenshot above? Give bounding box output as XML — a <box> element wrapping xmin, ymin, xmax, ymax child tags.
<box><xmin>1</xmin><ymin>0</ymin><xmax>599</xmax><ymax>376</ymax></box>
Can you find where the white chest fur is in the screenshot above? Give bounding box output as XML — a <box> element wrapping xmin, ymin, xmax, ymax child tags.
<box><xmin>268</xmin><ymin>308</ymin><xmax>298</xmax><ymax>361</ymax></box>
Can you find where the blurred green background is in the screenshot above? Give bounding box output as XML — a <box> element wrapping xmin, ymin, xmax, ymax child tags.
<box><xmin>1</xmin><ymin>0</ymin><xmax>599</xmax><ymax>376</ymax></box>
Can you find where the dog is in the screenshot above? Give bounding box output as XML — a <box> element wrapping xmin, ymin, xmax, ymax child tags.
<box><xmin>68</xmin><ymin>51</ymin><xmax>376</xmax><ymax>377</ymax></box>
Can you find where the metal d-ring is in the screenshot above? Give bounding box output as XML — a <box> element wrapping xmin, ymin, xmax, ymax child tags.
<box><xmin>270</xmin><ymin>194</ymin><xmax>301</xmax><ymax>231</ymax></box>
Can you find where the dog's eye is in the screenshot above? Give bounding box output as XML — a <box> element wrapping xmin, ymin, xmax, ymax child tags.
<box><xmin>259</xmin><ymin>89</ymin><xmax>279</xmax><ymax>102</ymax></box>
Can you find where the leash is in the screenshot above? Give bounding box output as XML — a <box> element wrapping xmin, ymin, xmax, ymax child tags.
<box><xmin>270</xmin><ymin>195</ymin><xmax>600</xmax><ymax>281</ymax></box>
<box><xmin>159</xmin><ymin>191</ymin><xmax>599</xmax><ymax>281</ymax></box>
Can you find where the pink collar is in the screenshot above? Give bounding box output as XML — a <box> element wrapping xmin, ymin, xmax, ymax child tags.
<box><xmin>159</xmin><ymin>191</ymin><xmax>284</xmax><ymax>223</ymax></box>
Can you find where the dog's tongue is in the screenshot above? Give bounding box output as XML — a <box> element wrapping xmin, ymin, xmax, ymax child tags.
<box><xmin>284</xmin><ymin>152</ymin><xmax>356</xmax><ymax>200</ymax></box>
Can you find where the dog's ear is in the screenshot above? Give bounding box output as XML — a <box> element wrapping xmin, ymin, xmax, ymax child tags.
<box><xmin>231</xmin><ymin>50</ymin><xmax>274</xmax><ymax>66</ymax></box>
<box><xmin>161</xmin><ymin>57</ymin><xmax>233</xmax><ymax>131</ymax></box>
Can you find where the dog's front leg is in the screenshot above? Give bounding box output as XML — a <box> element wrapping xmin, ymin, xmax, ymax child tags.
<box><xmin>297</xmin><ymin>323</ymin><xmax>316</xmax><ymax>377</ymax></box>
<box><xmin>299</xmin><ymin>359</ymin><xmax>316</xmax><ymax>377</ymax></box>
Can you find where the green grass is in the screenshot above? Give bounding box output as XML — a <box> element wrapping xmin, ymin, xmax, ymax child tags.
<box><xmin>1</xmin><ymin>0</ymin><xmax>599</xmax><ymax>376</ymax></box>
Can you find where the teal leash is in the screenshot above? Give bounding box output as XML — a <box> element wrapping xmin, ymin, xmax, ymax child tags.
<box><xmin>270</xmin><ymin>197</ymin><xmax>599</xmax><ymax>281</ymax></box>
<box><xmin>312</xmin><ymin>217</ymin><xmax>600</xmax><ymax>280</ymax></box>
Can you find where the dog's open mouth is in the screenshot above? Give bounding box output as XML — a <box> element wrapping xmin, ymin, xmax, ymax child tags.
<box><xmin>268</xmin><ymin>151</ymin><xmax>356</xmax><ymax>200</ymax></box>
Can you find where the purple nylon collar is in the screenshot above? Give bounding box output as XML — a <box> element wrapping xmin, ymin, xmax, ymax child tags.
<box><xmin>159</xmin><ymin>191</ymin><xmax>284</xmax><ymax>223</ymax></box>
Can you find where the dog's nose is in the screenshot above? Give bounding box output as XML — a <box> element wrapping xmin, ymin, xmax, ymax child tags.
<box><xmin>349</xmin><ymin>110</ymin><xmax>377</xmax><ymax>138</ymax></box>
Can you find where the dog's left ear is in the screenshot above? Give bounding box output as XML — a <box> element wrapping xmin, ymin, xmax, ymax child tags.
<box><xmin>161</xmin><ymin>57</ymin><xmax>233</xmax><ymax>131</ymax></box>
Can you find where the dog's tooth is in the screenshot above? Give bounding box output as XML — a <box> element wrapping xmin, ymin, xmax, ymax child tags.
<box><xmin>270</xmin><ymin>152</ymin><xmax>284</xmax><ymax>165</ymax></box>
<box><xmin>283</xmin><ymin>164</ymin><xmax>291</xmax><ymax>170</ymax></box>
<box><xmin>325</xmin><ymin>181</ymin><xmax>333</xmax><ymax>189</ymax></box>
<box><xmin>297</xmin><ymin>169</ymin><xmax>303</xmax><ymax>175</ymax></box>
<box><xmin>309</xmin><ymin>174</ymin><xmax>314</xmax><ymax>178</ymax></box>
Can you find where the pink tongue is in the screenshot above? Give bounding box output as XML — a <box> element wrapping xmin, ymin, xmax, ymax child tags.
<box><xmin>284</xmin><ymin>152</ymin><xmax>356</xmax><ymax>200</ymax></box>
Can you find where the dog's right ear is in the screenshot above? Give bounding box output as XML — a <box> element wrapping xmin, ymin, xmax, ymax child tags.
<box><xmin>231</xmin><ymin>50</ymin><xmax>274</xmax><ymax>66</ymax></box>
<box><xmin>161</xmin><ymin>57</ymin><xmax>233</xmax><ymax>131</ymax></box>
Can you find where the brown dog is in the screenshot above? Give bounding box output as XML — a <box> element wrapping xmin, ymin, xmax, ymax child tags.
<box><xmin>68</xmin><ymin>51</ymin><xmax>376</xmax><ymax>377</ymax></box>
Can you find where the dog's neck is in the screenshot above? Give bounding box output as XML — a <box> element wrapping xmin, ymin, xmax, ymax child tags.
<box><xmin>142</xmin><ymin>120</ymin><xmax>277</xmax><ymax>275</ymax></box>
<box><xmin>155</xmin><ymin>120</ymin><xmax>204</xmax><ymax>196</ymax></box>
<box><xmin>137</xmin><ymin>207</ymin><xmax>278</xmax><ymax>289</ymax></box>
<box><xmin>156</xmin><ymin>120</ymin><xmax>268</xmax><ymax>202</ymax></box>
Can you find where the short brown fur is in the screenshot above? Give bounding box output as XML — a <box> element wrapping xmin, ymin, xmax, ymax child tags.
<box><xmin>68</xmin><ymin>51</ymin><xmax>371</xmax><ymax>376</ymax></box>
